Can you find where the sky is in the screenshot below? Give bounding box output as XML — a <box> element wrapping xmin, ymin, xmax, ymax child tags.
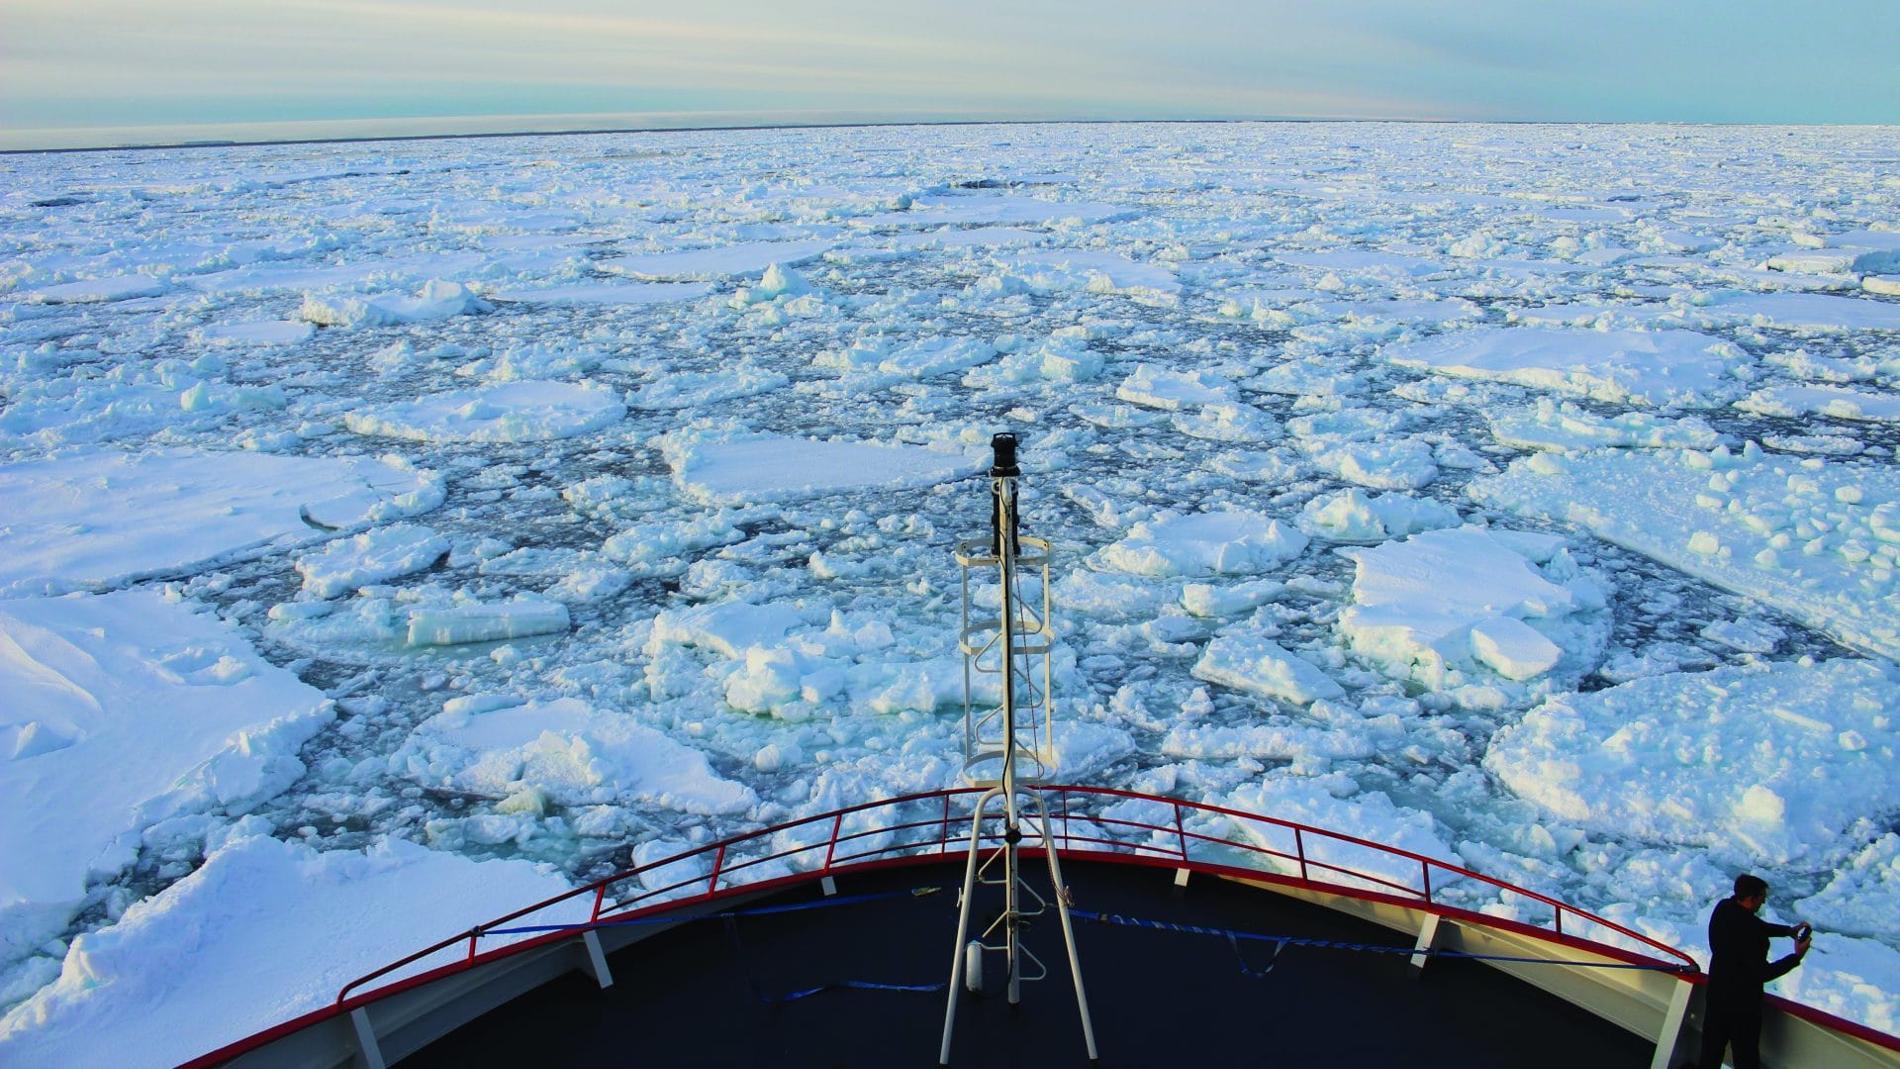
<box><xmin>3</xmin><ymin>0</ymin><xmax>1898</xmax><ymax>149</ymax></box>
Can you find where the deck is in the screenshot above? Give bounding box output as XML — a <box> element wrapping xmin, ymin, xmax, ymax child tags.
<box><xmin>405</xmin><ymin>858</ymin><xmax>1655</xmax><ymax>1067</ymax></box>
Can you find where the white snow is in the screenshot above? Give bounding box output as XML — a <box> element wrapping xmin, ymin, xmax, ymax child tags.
<box><xmin>194</xmin><ymin>320</ymin><xmax>315</xmax><ymax>347</ymax></box>
<box><xmin>1382</xmin><ymin>327</ymin><xmax>1745</xmax><ymax>407</ymax></box>
<box><xmin>299</xmin><ymin>280</ymin><xmax>488</xmax><ymax>327</ymax></box>
<box><xmin>0</xmin><ymin>834</ymin><xmax>580</xmax><ymax>1067</ymax></box>
<box><xmin>669</xmin><ymin>435</ymin><xmax>982</xmax><ymax>505</ymax></box>
<box><xmin>296</xmin><ymin>524</ymin><xmax>448</xmax><ymax>598</ymax></box>
<box><xmin>487</xmin><ymin>280</ymin><xmax>714</xmax><ymax>306</ymax></box>
<box><xmin>1192</xmin><ymin>629</ymin><xmax>1345</xmax><ymax>705</ymax></box>
<box><xmin>600</xmin><ymin>240</ymin><xmax>831</xmax><ymax>280</ymax></box>
<box><xmin>1486</xmin><ymin>659</ymin><xmax>1900</xmax><ymax>865</ymax></box>
<box><xmin>1736</xmin><ymin>385</ymin><xmax>1900</xmax><ymax>423</ymax></box>
<box><xmin>0</xmin><ymin>450</ymin><xmax>442</xmax><ymax>597</ymax></box>
<box><xmin>1098</xmin><ymin>510</ymin><xmax>1309</xmax><ymax>578</ymax></box>
<box><xmin>344</xmin><ymin>380</ymin><xmax>625</xmax><ymax>443</ymax></box>
<box><xmin>0</xmin><ymin>591</ymin><xmax>332</xmax><ymax>966</ymax></box>
<box><xmin>1338</xmin><ymin>526</ymin><xmax>1606</xmax><ymax>690</ymax></box>
<box><xmin>396</xmin><ymin>697</ymin><xmax>757</xmax><ymax>815</ymax></box>
<box><xmin>1472</xmin><ymin>448</ymin><xmax>1900</xmax><ymax>660</ymax></box>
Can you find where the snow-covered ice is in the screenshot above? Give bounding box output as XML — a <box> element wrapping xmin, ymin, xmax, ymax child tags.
<box><xmin>0</xmin><ymin>450</ymin><xmax>442</xmax><ymax>597</ymax></box>
<box><xmin>1473</xmin><ymin>448</ymin><xmax>1900</xmax><ymax>660</ymax></box>
<box><xmin>3</xmin><ymin>121</ymin><xmax>1899</xmax><ymax>1042</ymax></box>
<box><xmin>1338</xmin><ymin>526</ymin><xmax>1607</xmax><ymax>690</ymax></box>
<box><xmin>1486</xmin><ymin>659</ymin><xmax>1900</xmax><ymax>865</ymax></box>
<box><xmin>669</xmin><ymin>434</ymin><xmax>983</xmax><ymax>505</ymax></box>
<box><xmin>0</xmin><ymin>591</ymin><xmax>332</xmax><ymax>966</ymax></box>
<box><xmin>1382</xmin><ymin>327</ymin><xmax>1745</xmax><ymax>407</ymax></box>
<box><xmin>344</xmin><ymin>380</ymin><xmax>625</xmax><ymax>443</ymax></box>
<box><xmin>0</xmin><ymin>833</ymin><xmax>581</xmax><ymax>1066</ymax></box>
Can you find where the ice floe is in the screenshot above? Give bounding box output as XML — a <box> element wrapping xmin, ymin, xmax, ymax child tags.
<box><xmin>1486</xmin><ymin>659</ymin><xmax>1900</xmax><ymax>866</ymax></box>
<box><xmin>1337</xmin><ymin>526</ymin><xmax>1607</xmax><ymax>690</ymax></box>
<box><xmin>1296</xmin><ymin>488</ymin><xmax>1461</xmax><ymax>543</ymax></box>
<box><xmin>395</xmin><ymin>697</ymin><xmax>756</xmax><ymax>815</ymax></box>
<box><xmin>1472</xmin><ymin>447</ymin><xmax>1900</xmax><ymax>660</ymax></box>
<box><xmin>0</xmin><ymin>450</ymin><xmax>442</xmax><ymax>597</ymax></box>
<box><xmin>1382</xmin><ymin>327</ymin><xmax>1745</xmax><ymax>407</ymax></box>
<box><xmin>344</xmin><ymin>380</ymin><xmax>625</xmax><ymax>443</ymax></box>
<box><xmin>1097</xmin><ymin>510</ymin><xmax>1309</xmax><ymax>578</ymax></box>
<box><xmin>668</xmin><ymin>434</ymin><xmax>982</xmax><ymax>505</ymax></box>
<box><xmin>0</xmin><ymin>834</ymin><xmax>579</xmax><ymax>1067</ymax></box>
<box><xmin>1736</xmin><ymin>385</ymin><xmax>1900</xmax><ymax>423</ymax></box>
<box><xmin>295</xmin><ymin>524</ymin><xmax>448</xmax><ymax>598</ymax></box>
<box><xmin>600</xmin><ymin>240</ymin><xmax>831</xmax><ymax>280</ymax></box>
<box><xmin>0</xmin><ymin>591</ymin><xmax>332</xmax><ymax>966</ymax></box>
<box><xmin>299</xmin><ymin>280</ymin><xmax>488</xmax><ymax>327</ymax></box>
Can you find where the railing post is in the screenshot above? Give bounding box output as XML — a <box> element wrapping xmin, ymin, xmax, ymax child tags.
<box><xmin>1554</xmin><ymin>904</ymin><xmax>1563</xmax><ymax>937</ymax></box>
<box><xmin>1294</xmin><ymin>828</ymin><xmax>1309</xmax><ymax>882</ymax></box>
<box><xmin>1173</xmin><ymin>803</ymin><xmax>1188</xmax><ymax>863</ymax></box>
<box><xmin>940</xmin><ymin>794</ymin><xmax>952</xmax><ymax>855</ymax></box>
<box><xmin>823</xmin><ymin>813</ymin><xmax>844</xmax><ymax>869</ymax></box>
<box><xmin>466</xmin><ymin>929</ymin><xmax>480</xmax><ymax>963</ymax></box>
<box><xmin>708</xmin><ymin>844</ymin><xmax>726</xmax><ymax>896</ymax></box>
<box><xmin>1422</xmin><ymin>861</ymin><xmax>1433</xmax><ymax>903</ymax></box>
<box><xmin>590</xmin><ymin>884</ymin><xmax>607</xmax><ymax>923</ymax></box>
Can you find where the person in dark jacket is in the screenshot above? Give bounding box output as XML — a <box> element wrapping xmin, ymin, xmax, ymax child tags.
<box><xmin>1697</xmin><ymin>873</ymin><xmax>1811</xmax><ymax>1069</ymax></box>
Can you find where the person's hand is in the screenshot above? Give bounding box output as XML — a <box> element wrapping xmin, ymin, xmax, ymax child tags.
<box><xmin>1795</xmin><ymin>933</ymin><xmax>1813</xmax><ymax>958</ymax></box>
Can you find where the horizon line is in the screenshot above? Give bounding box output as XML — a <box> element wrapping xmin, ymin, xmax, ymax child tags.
<box><xmin>6</xmin><ymin>113</ymin><xmax>1898</xmax><ymax>157</ymax></box>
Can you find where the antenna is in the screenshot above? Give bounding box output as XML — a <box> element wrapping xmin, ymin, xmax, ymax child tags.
<box><xmin>939</xmin><ymin>433</ymin><xmax>1098</xmax><ymax>1065</ymax></box>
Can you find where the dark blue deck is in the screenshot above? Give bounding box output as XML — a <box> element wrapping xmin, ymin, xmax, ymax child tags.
<box><xmin>406</xmin><ymin>858</ymin><xmax>1655</xmax><ymax>1067</ymax></box>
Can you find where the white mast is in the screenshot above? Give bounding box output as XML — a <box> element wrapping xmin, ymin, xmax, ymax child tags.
<box><xmin>939</xmin><ymin>432</ymin><xmax>1098</xmax><ymax>1065</ymax></box>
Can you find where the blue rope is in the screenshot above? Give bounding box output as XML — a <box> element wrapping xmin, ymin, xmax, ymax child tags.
<box><xmin>1073</xmin><ymin>910</ymin><xmax>1695</xmax><ymax>975</ymax></box>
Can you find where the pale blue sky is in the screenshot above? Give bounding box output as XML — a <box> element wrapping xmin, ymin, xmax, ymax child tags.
<box><xmin>3</xmin><ymin>0</ymin><xmax>1897</xmax><ymax>148</ymax></box>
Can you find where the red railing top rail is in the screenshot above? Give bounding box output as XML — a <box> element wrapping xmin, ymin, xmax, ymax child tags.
<box><xmin>178</xmin><ymin>783</ymin><xmax>1900</xmax><ymax>1069</ymax></box>
<box><xmin>332</xmin><ymin>784</ymin><xmax>1697</xmax><ymax>1006</ymax></box>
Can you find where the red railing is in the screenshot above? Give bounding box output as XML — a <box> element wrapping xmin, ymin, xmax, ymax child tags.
<box><xmin>332</xmin><ymin>784</ymin><xmax>1697</xmax><ymax>1006</ymax></box>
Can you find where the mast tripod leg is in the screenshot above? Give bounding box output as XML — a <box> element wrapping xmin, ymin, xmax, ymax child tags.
<box><xmin>939</xmin><ymin>788</ymin><xmax>1000</xmax><ymax>1066</ymax></box>
<box><xmin>1035</xmin><ymin>792</ymin><xmax>1099</xmax><ymax>1061</ymax></box>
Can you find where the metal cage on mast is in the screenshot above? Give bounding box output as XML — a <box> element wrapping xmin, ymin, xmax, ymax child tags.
<box><xmin>940</xmin><ymin>433</ymin><xmax>1098</xmax><ymax>1066</ymax></box>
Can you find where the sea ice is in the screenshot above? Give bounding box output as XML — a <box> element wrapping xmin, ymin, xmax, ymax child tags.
<box><xmin>1686</xmin><ymin>291</ymin><xmax>1900</xmax><ymax>332</ymax></box>
<box><xmin>1337</xmin><ymin>526</ymin><xmax>1606</xmax><ymax>690</ymax></box>
<box><xmin>1223</xmin><ymin>773</ymin><xmax>1458</xmax><ymax>894</ymax></box>
<box><xmin>487</xmin><ymin>281</ymin><xmax>714</xmax><ymax>306</ymax></box>
<box><xmin>0</xmin><ymin>834</ymin><xmax>580</xmax><ymax>1067</ymax></box>
<box><xmin>1488</xmin><ymin>399</ymin><xmax>1729</xmax><ymax>452</ymax></box>
<box><xmin>1097</xmin><ymin>510</ymin><xmax>1309</xmax><ymax>578</ymax></box>
<box><xmin>1736</xmin><ymin>385</ymin><xmax>1900</xmax><ymax>423</ymax></box>
<box><xmin>0</xmin><ymin>450</ymin><xmax>442</xmax><ymax>597</ymax></box>
<box><xmin>295</xmin><ymin>524</ymin><xmax>448</xmax><ymax>599</ymax></box>
<box><xmin>344</xmin><ymin>380</ymin><xmax>625</xmax><ymax>443</ymax></box>
<box><xmin>396</xmin><ymin>697</ymin><xmax>756</xmax><ymax>815</ymax></box>
<box><xmin>1192</xmin><ymin>629</ymin><xmax>1345</xmax><ymax>705</ymax></box>
<box><xmin>194</xmin><ymin>320</ymin><xmax>315</xmax><ymax>347</ymax></box>
<box><xmin>1382</xmin><ymin>327</ymin><xmax>1745</xmax><ymax>407</ymax></box>
<box><xmin>668</xmin><ymin>434</ymin><xmax>982</xmax><ymax>505</ymax></box>
<box><xmin>1296</xmin><ymin>488</ymin><xmax>1461</xmax><ymax>542</ymax></box>
<box><xmin>600</xmin><ymin>240</ymin><xmax>831</xmax><ymax>280</ymax></box>
<box><xmin>299</xmin><ymin>280</ymin><xmax>488</xmax><ymax>327</ymax></box>
<box><xmin>0</xmin><ymin>591</ymin><xmax>332</xmax><ymax>965</ymax></box>
<box><xmin>1485</xmin><ymin>659</ymin><xmax>1900</xmax><ymax>865</ymax></box>
<box><xmin>1114</xmin><ymin>363</ymin><xmax>1233</xmax><ymax>410</ymax></box>
<box><xmin>1472</xmin><ymin>448</ymin><xmax>1900</xmax><ymax>660</ymax></box>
